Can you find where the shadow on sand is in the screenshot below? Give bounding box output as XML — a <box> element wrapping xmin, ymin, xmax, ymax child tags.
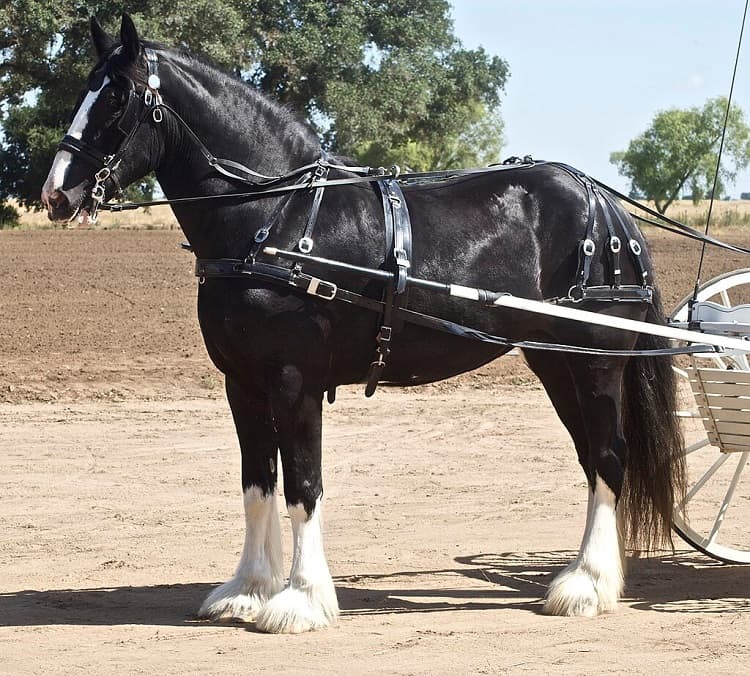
<box><xmin>1</xmin><ymin>549</ymin><xmax>747</xmax><ymax>628</ymax></box>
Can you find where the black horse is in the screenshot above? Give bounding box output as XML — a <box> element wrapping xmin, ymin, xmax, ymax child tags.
<box><xmin>42</xmin><ymin>16</ymin><xmax>685</xmax><ymax>633</ymax></box>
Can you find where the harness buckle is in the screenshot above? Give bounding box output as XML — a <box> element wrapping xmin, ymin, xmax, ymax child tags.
<box><xmin>629</xmin><ymin>239</ymin><xmax>642</xmax><ymax>256</ymax></box>
<box><xmin>313</xmin><ymin>162</ymin><xmax>327</xmax><ymax>180</ymax></box>
<box><xmin>90</xmin><ymin>183</ymin><xmax>105</xmax><ymax>201</ymax></box>
<box><xmin>144</xmin><ymin>89</ymin><xmax>153</xmax><ymax>107</ymax></box>
<box><xmin>610</xmin><ymin>236</ymin><xmax>621</xmax><ymax>253</ymax></box>
<box><xmin>304</xmin><ymin>276</ymin><xmax>337</xmax><ymax>301</ymax></box>
<box><xmin>582</xmin><ymin>238</ymin><xmax>595</xmax><ymax>256</ymax></box>
<box><xmin>394</xmin><ymin>247</ymin><xmax>410</xmax><ymax>268</ymax></box>
<box><xmin>254</xmin><ymin>227</ymin><xmax>270</xmax><ymax>243</ymax></box>
<box><xmin>298</xmin><ymin>236</ymin><xmax>314</xmax><ymax>253</ymax></box>
<box><xmin>567</xmin><ymin>285</ymin><xmax>585</xmax><ymax>303</ymax></box>
<box><xmin>377</xmin><ymin>325</ymin><xmax>393</xmax><ymax>344</ymax></box>
<box><xmin>94</xmin><ymin>166</ymin><xmax>111</xmax><ymax>183</ymax></box>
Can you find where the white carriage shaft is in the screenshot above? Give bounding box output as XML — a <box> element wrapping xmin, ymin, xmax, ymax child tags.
<box><xmin>489</xmin><ymin>293</ymin><xmax>750</xmax><ymax>353</ymax></box>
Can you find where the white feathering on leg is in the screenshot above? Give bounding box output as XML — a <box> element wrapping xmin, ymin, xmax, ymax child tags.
<box><xmin>199</xmin><ymin>486</ymin><xmax>284</xmax><ymax>621</ymax></box>
<box><xmin>256</xmin><ymin>496</ymin><xmax>339</xmax><ymax>633</ymax></box>
<box><xmin>545</xmin><ymin>475</ymin><xmax>623</xmax><ymax>616</ymax></box>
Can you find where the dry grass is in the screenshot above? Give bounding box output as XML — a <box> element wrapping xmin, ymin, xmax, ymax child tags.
<box><xmin>9</xmin><ymin>199</ymin><xmax>179</xmax><ymax>230</ymax></box>
<box><xmin>656</xmin><ymin>199</ymin><xmax>750</xmax><ymax>230</ymax></box>
<box><xmin>8</xmin><ymin>197</ymin><xmax>750</xmax><ymax>232</ymax></box>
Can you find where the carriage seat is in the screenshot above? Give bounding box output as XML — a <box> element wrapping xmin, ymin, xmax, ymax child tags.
<box><xmin>685</xmin><ymin>364</ymin><xmax>750</xmax><ymax>453</ymax></box>
<box><xmin>691</xmin><ymin>300</ymin><xmax>750</xmax><ymax>337</ymax></box>
<box><xmin>682</xmin><ymin>301</ymin><xmax>750</xmax><ymax>453</ymax></box>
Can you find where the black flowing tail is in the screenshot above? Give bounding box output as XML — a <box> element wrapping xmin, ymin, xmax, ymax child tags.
<box><xmin>620</xmin><ymin>293</ymin><xmax>687</xmax><ymax>552</ymax></box>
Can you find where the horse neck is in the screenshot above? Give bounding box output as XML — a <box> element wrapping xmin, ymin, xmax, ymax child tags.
<box><xmin>153</xmin><ymin>52</ymin><xmax>320</xmax><ymax>256</ymax></box>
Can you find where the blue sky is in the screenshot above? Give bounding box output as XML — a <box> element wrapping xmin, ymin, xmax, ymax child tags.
<box><xmin>450</xmin><ymin>0</ymin><xmax>750</xmax><ymax>197</ymax></box>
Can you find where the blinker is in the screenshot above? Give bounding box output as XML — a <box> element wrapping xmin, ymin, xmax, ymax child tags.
<box><xmin>88</xmin><ymin>66</ymin><xmax>107</xmax><ymax>92</ymax></box>
<box><xmin>117</xmin><ymin>89</ymin><xmax>141</xmax><ymax>135</ymax></box>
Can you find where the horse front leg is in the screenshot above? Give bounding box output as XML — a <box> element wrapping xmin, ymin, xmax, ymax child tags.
<box><xmin>543</xmin><ymin>357</ymin><xmax>627</xmax><ymax>617</ymax></box>
<box><xmin>198</xmin><ymin>377</ymin><xmax>284</xmax><ymax>622</ymax></box>
<box><xmin>255</xmin><ymin>365</ymin><xmax>339</xmax><ymax>634</ymax></box>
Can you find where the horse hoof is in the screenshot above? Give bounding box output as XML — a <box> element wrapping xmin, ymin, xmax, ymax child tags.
<box><xmin>198</xmin><ymin>576</ymin><xmax>283</xmax><ymax>622</ymax></box>
<box><xmin>543</xmin><ymin>568</ymin><xmax>603</xmax><ymax>617</ymax></box>
<box><xmin>255</xmin><ymin>586</ymin><xmax>339</xmax><ymax>634</ymax></box>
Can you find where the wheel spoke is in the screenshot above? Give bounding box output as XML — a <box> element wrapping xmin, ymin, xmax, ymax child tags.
<box><xmin>678</xmin><ymin>453</ymin><xmax>730</xmax><ymax>510</ymax></box>
<box><xmin>684</xmin><ymin>438</ymin><xmax>711</xmax><ymax>455</ymax></box>
<box><xmin>706</xmin><ymin>452</ymin><xmax>749</xmax><ymax>547</ymax></box>
<box><xmin>672</xmin><ymin>270</ymin><xmax>750</xmax><ymax>563</ymax></box>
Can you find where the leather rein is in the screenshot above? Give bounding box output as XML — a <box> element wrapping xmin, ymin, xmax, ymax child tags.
<box><xmin>60</xmin><ymin>47</ymin><xmax>750</xmax><ymax>258</ymax></box>
<box><xmin>56</xmin><ymin>48</ymin><xmax>745</xmax><ymax>393</ymax></box>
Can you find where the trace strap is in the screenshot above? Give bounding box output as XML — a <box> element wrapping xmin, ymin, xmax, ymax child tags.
<box><xmin>192</xmin><ymin>254</ymin><xmax>719</xmax><ymax>360</ymax></box>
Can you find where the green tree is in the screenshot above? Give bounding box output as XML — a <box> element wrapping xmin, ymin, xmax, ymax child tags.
<box><xmin>0</xmin><ymin>1</ymin><xmax>508</xmax><ymax>209</ymax></box>
<box><xmin>610</xmin><ymin>97</ymin><xmax>750</xmax><ymax>214</ymax></box>
<box><xmin>355</xmin><ymin>103</ymin><xmax>504</xmax><ymax>171</ymax></box>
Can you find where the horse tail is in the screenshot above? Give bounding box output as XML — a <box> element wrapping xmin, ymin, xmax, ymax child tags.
<box><xmin>620</xmin><ymin>290</ymin><xmax>687</xmax><ymax>552</ymax></box>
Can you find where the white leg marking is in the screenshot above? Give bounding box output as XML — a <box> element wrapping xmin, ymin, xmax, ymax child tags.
<box><xmin>199</xmin><ymin>486</ymin><xmax>284</xmax><ymax>622</ymax></box>
<box><xmin>256</xmin><ymin>497</ymin><xmax>339</xmax><ymax>633</ymax></box>
<box><xmin>544</xmin><ymin>475</ymin><xmax>624</xmax><ymax>617</ymax></box>
<box><xmin>42</xmin><ymin>76</ymin><xmax>110</xmax><ymax>199</ymax></box>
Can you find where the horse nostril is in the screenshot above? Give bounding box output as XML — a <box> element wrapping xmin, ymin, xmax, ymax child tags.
<box><xmin>47</xmin><ymin>190</ymin><xmax>69</xmax><ymax>210</ymax></box>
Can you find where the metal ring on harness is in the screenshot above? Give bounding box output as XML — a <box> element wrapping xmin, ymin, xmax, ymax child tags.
<box><xmin>629</xmin><ymin>239</ymin><xmax>642</xmax><ymax>255</ymax></box>
<box><xmin>298</xmin><ymin>236</ymin><xmax>314</xmax><ymax>253</ymax></box>
<box><xmin>582</xmin><ymin>238</ymin><xmax>596</xmax><ymax>256</ymax></box>
<box><xmin>610</xmin><ymin>236</ymin><xmax>621</xmax><ymax>253</ymax></box>
<box><xmin>567</xmin><ymin>285</ymin><xmax>585</xmax><ymax>303</ymax></box>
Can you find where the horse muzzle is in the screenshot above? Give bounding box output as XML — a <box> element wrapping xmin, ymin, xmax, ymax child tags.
<box><xmin>41</xmin><ymin>182</ymin><xmax>91</xmax><ymax>223</ymax></box>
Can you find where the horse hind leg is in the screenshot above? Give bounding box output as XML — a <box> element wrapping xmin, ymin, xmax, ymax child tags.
<box><xmin>526</xmin><ymin>351</ymin><xmax>626</xmax><ymax>617</ymax></box>
<box><xmin>544</xmin><ymin>474</ymin><xmax>624</xmax><ymax>617</ymax></box>
<box><xmin>198</xmin><ymin>378</ymin><xmax>284</xmax><ymax>622</ymax></box>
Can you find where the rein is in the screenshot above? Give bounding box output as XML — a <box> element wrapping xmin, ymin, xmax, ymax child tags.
<box><xmin>57</xmin><ymin>47</ymin><xmax>750</xmax><ymax>383</ymax></box>
<box><xmin>63</xmin><ymin>46</ymin><xmax>750</xmax><ymax>259</ymax></box>
<box><xmin>97</xmin><ymin>152</ymin><xmax>750</xmax><ymax>258</ymax></box>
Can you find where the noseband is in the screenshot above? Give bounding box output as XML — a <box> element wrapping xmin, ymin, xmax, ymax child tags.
<box><xmin>57</xmin><ymin>47</ymin><xmax>164</xmax><ymax>222</ymax></box>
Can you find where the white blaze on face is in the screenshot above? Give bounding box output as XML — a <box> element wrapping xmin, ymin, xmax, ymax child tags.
<box><xmin>42</xmin><ymin>75</ymin><xmax>111</xmax><ymax>199</ymax></box>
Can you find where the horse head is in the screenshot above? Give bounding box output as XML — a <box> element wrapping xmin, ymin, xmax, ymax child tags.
<box><xmin>41</xmin><ymin>15</ymin><xmax>164</xmax><ymax>223</ymax></box>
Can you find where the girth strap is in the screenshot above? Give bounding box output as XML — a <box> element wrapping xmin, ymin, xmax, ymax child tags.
<box><xmin>365</xmin><ymin>179</ymin><xmax>413</xmax><ymax>397</ymax></box>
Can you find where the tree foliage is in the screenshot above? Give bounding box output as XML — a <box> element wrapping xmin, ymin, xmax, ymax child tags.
<box><xmin>0</xmin><ymin>1</ymin><xmax>509</xmax><ymax>207</ymax></box>
<box><xmin>611</xmin><ymin>97</ymin><xmax>750</xmax><ymax>214</ymax></box>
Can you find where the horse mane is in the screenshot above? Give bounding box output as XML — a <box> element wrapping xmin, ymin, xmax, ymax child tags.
<box><xmin>102</xmin><ymin>40</ymin><xmax>321</xmax><ymax>150</ymax></box>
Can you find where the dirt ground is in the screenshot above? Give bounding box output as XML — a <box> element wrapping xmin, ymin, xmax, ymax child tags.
<box><xmin>1</xmin><ymin>226</ymin><xmax>750</xmax><ymax>674</ymax></box>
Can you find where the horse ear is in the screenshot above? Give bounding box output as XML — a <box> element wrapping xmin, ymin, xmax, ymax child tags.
<box><xmin>119</xmin><ymin>14</ymin><xmax>141</xmax><ymax>62</ymax></box>
<box><xmin>90</xmin><ymin>17</ymin><xmax>114</xmax><ymax>59</ymax></box>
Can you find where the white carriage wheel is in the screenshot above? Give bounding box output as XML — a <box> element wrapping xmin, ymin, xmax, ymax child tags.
<box><xmin>671</xmin><ymin>268</ymin><xmax>750</xmax><ymax>564</ymax></box>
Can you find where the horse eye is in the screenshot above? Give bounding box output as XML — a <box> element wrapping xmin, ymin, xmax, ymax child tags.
<box><xmin>105</xmin><ymin>91</ymin><xmax>123</xmax><ymax>109</ymax></box>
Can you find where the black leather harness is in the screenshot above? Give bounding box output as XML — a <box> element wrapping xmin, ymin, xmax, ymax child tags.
<box><xmin>549</xmin><ymin>163</ymin><xmax>652</xmax><ymax>305</ymax></box>
<box><xmin>192</xmin><ymin>163</ymin><xmax>721</xmax><ymax>397</ymax></box>
<box><xmin>54</xmin><ymin>47</ymin><xmax>732</xmax><ymax>395</ymax></box>
<box><xmin>194</xmin><ymin>176</ymin><xmax>414</xmax><ymax>396</ymax></box>
<box><xmin>365</xmin><ymin>179</ymin><xmax>412</xmax><ymax>396</ymax></box>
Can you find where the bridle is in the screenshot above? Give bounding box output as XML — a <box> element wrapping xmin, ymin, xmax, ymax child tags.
<box><xmin>55</xmin><ymin>48</ymin><xmax>750</xmax><ymax>262</ymax></box>
<box><xmin>57</xmin><ymin>47</ymin><xmax>166</xmax><ymax>223</ymax></box>
<box><xmin>50</xmin><ymin>45</ymin><xmax>750</xmax><ymax>376</ymax></box>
